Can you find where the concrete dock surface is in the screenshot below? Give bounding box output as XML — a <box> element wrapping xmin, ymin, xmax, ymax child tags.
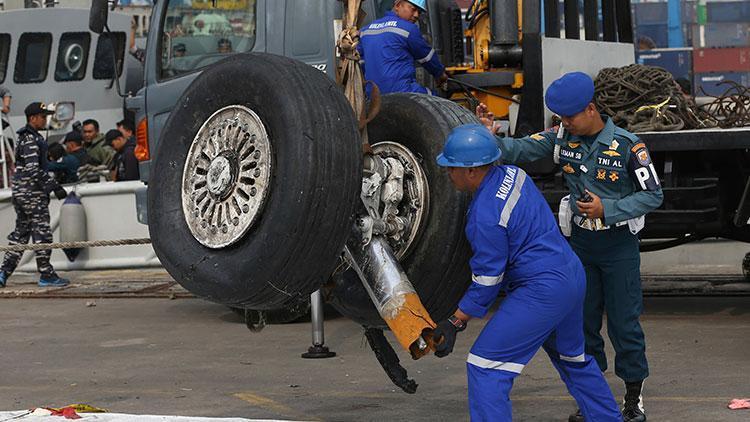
<box><xmin>1</xmin><ymin>293</ymin><xmax>748</xmax><ymax>421</ymax></box>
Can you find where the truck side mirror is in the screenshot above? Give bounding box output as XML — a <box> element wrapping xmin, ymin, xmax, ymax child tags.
<box><xmin>89</xmin><ymin>0</ymin><xmax>109</xmax><ymax>34</ymax></box>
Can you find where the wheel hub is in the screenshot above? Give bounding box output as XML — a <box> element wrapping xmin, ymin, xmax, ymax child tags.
<box><xmin>182</xmin><ymin>105</ymin><xmax>272</xmax><ymax>249</ymax></box>
<box><xmin>368</xmin><ymin>141</ymin><xmax>430</xmax><ymax>259</ymax></box>
<box><xmin>206</xmin><ymin>155</ymin><xmax>235</xmax><ymax>199</ymax></box>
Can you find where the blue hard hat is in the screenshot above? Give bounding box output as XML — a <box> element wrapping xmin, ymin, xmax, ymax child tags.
<box><xmin>544</xmin><ymin>72</ymin><xmax>595</xmax><ymax>117</ymax></box>
<box><xmin>404</xmin><ymin>0</ymin><xmax>427</xmax><ymax>12</ymax></box>
<box><xmin>436</xmin><ymin>124</ymin><xmax>501</xmax><ymax>167</ymax></box>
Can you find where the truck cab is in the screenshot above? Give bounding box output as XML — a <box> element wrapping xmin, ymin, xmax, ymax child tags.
<box><xmin>129</xmin><ymin>1</ymin><xmax>402</xmax><ymax>189</ymax></box>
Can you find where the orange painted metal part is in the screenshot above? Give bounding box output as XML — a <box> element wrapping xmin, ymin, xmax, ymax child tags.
<box><xmin>383</xmin><ymin>292</ymin><xmax>437</xmax><ymax>359</ymax></box>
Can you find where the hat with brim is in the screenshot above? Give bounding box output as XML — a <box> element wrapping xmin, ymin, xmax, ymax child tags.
<box><xmin>403</xmin><ymin>0</ymin><xmax>427</xmax><ymax>12</ymax></box>
<box><xmin>24</xmin><ymin>102</ymin><xmax>54</xmax><ymax>118</ymax></box>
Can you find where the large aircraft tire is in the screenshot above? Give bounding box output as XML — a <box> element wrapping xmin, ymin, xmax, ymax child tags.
<box><xmin>329</xmin><ymin>93</ymin><xmax>476</xmax><ymax>327</ymax></box>
<box><xmin>148</xmin><ymin>53</ymin><xmax>362</xmax><ymax>310</ymax></box>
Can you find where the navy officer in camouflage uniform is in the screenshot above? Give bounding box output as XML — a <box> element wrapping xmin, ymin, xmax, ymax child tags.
<box><xmin>0</xmin><ymin>102</ymin><xmax>70</xmax><ymax>288</ymax></box>
<box><xmin>477</xmin><ymin>72</ymin><xmax>662</xmax><ymax>422</ymax></box>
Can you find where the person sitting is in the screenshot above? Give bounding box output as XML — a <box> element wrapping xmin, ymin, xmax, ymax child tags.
<box><xmin>217</xmin><ymin>38</ymin><xmax>232</xmax><ymax>53</ymax></box>
<box><xmin>63</xmin><ymin>130</ymin><xmax>94</xmax><ymax>166</ymax></box>
<box><xmin>47</xmin><ymin>142</ymin><xmax>78</xmax><ymax>184</ymax></box>
<box><xmin>81</xmin><ymin>119</ymin><xmax>115</xmax><ymax>167</ymax></box>
<box><xmin>173</xmin><ymin>43</ymin><xmax>187</xmax><ymax>58</ymax></box>
<box><xmin>106</xmin><ymin>129</ymin><xmax>140</xmax><ymax>182</ymax></box>
<box><xmin>117</xmin><ymin>119</ymin><xmax>136</xmax><ymax>144</ymax></box>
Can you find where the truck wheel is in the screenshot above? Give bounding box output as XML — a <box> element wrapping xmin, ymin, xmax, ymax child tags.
<box><xmin>148</xmin><ymin>53</ymin><xmax>361</xmax><ymax>310</ymax></box>
<box><xmin>328</xmin><ymin>93</ymin><xmax>476</xmax><ymax>327</ymax></box>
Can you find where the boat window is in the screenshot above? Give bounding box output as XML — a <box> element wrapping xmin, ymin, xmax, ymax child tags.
<box><xmin>14</xmin><ymin>32</ymin><xmax>52</xmax><ymax>84</ymax></box>
<box><xmin>93</xmin><ymin>32</ymin><xmax>126</xmax><ymax>80</ymax></box>
<box><xmin>0</xmin><ymin>34</ymin><xmax>9</xmax><ymax>83</ymax></box>
<box><xmin>159</xmin><ymin>0</ymin><xmax>257</xmax><ymax>80</ymax></box>
<box><xmin>55</xmin><ymin>32</ymin><xmax>91</xmax><ymax>82</ymax></box>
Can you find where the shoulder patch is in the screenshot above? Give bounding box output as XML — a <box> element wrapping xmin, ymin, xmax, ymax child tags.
<box><xmin>631</xmin><ymin>142</ymin><xmax>646</xmax><ymax>153</ymax></box>
<box><xmin>635</xmin><ymin>147</ymin><xmax>651</xmax><ymax>166</ymax></box>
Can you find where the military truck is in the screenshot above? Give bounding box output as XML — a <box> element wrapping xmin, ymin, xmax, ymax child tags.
<box><xmin>89</xmin><ymin>0</ymin><xmax>750</xmax><ymax>385</ymax></box>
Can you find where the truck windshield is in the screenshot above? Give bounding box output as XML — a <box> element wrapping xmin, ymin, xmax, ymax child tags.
<box><xmin>160</xmin><ymin>0</ymin><xmax>257</xmax><ymax>80</ymax></box>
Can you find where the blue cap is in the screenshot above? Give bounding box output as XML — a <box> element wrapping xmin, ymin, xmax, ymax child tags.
<box><xmin>405</xmin><ymin>0</ymin><xmax>427</xmax><ymax>12</ymax></box>
<box><xmin>544</xmin><ymin>72</ymin><xmax>595</xmax><ymax>117</ymax></box>
<box><xmin>436</xmin><ymin>124</ymin><xmax>501</xmax><ymax>168</ymax></box>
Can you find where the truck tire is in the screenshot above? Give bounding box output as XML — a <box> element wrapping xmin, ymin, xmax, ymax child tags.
<box><xmin>328</xmin><ymin>93</ymin><xmax>476</xmax><ymax>327</ymax></box>
<box><xmin>148</xmin><ymin>53</ymin><xmax>361</xmax><ymax>310</ymax></box>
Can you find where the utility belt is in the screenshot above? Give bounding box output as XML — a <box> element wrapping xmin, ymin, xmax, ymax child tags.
<box><xmin>558</xmin><ymin>195</ymin><xmax>644</xmax><ymax>236</ymax></box>
<box><xmin>572</xmin><ymin>215</ymin><xmax>628</xmax><ymax>231</ymax></box>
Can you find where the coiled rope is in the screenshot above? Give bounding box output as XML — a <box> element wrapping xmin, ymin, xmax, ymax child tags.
<box><xmin>594</xmin><ymin>64</ymin><xmax>717</xmax><ymax>132</ymax></box>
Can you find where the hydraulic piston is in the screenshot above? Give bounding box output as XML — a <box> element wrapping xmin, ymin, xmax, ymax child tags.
<box><xmin>344</xmin><ymin>237</ymin><xmax>436</xmax><ymax>359</ymax></box>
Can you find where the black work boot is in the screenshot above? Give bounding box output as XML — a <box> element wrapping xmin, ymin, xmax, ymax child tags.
<box><xmin>622</xmin><ymin>381</ymin><xmax>646</xmax><ymax>422</ymax></box>
<box><xmin>568</xmin><ymin>408</ymin><xmax>584</xmax><ymax>422</ymax></box>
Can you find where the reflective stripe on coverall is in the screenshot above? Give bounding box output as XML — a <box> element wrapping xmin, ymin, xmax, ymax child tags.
<box><xmin>357</xmin><ymin>11</ymin><xmax>445</xmax><ymax>95</ymax></box>
<box><xmin>460</xmin><ymin>165</ymin><xmax>621</xmax><ymax>421</ymax></box>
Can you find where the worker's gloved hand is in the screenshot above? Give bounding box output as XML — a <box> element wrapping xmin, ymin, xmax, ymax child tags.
<box><xmin>53</xmin><ymin>186</ymin><xmax>67</xmax><ymax>200</ymax></box>
<box><xmin>432</xmin><ymin>319</ymin><xmax>458</xmax><ymax>358</ymax></box>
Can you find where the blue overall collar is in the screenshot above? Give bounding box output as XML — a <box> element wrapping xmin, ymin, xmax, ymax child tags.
<box><xmin>473</xmin><ymin>165</ymin><xmax>500</xmax><ymax>198</ymax></box>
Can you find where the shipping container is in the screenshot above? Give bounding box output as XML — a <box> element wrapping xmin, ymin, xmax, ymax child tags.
<box><xmin>707</xmin><ymin>1</ymin><xmax>750</xmax><ymax>23</ymax></box>
<box><xmin>633</xmin><ymin>1</ymin><xmax>696</xmax><ymax>25</ymax></box>
<box><xmin>694</xmin><ymin>47</ymin><xmax>750</xmax><ymax>72</ymax></box>
<box><xmin>637</xmin><ymin>48</ymin><xmax>693</xmax><ymax>82</ymax></box>
<box><xmin>696</xmin><ymin>22</ymin><xmax>750</xmax><ymax>48</ymax></box>
<box><xmin>636</xmin><ymin>23</ymin><xmax>670</xmax><ymax>48</ymax></box>
<box><xmin>694</xmin><ymin>71</ymin><xmax>750</xmax><ymax>96</ymax></box>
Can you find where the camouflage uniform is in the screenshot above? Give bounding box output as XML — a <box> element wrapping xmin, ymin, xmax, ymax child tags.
<box><xmin>1</xmin><ymin>124</ymin><xmax>61</xmax><ymax>279</ymax></box>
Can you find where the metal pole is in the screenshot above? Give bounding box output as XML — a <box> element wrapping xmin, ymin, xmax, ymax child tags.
<box><xmin>301</xmin><ymin>290</ymin><xmax>336</xmax><ymax>359</ymax></box>
<box><xmin>564</xmin><ymin>0</ymin><xmax>580</xmax><ymax>39</ymax></box>
<box><xmin>602</xmin><ymin>0</ymin><xmax>617</xmax><ymax>42</ymax></box>
<box><xmin>583</xmin><ymin>0</ymin><xmax>599</xmax><ymax>41</ymax></box>
<box><xmin>543</xmin><ymin>0</ymin><xmax>560</xmax><ymax>38</ymax></box>
<box><xmin>0</xmin><ymin>112</ymin><xmax>7</xmax><ymax>189</ymax></box>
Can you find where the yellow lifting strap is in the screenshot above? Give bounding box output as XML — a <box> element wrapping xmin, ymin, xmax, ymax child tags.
<box><xmin>337</xmin><ymin>0</ymin><xmax>381</xmax><ymax>152</ymax></box>
<box><xmin>336</xmin><ymin>1</ymin><xmax>437</xmax><ymax>359</ymax></box>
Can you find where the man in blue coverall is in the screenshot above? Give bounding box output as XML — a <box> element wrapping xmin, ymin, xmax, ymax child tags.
<box><xmin>357</xmin><ymin>0</ymin><xmax>448</xmax><ymax>95</ymax></box>
<box><xmin>477</xmin><ymin>72</ymin><xmax>663</xmax><ymax>422</ymax></box>
<box><xmin>431</xmin><ymin>124</ymin><xmax>621</xmax><ymax>422</ymax></box>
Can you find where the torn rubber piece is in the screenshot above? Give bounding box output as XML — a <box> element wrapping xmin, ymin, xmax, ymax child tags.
<box><xmin>364</xmin><ymin>327</ymin><xmax>418</xmax><ymax>394</ymax></box>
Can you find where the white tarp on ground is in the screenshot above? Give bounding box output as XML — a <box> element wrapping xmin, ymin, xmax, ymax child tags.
<box><xmin>0</xmin><ymin>411</ymin><xmax>304</xmax><ymax>422</ymax></box>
